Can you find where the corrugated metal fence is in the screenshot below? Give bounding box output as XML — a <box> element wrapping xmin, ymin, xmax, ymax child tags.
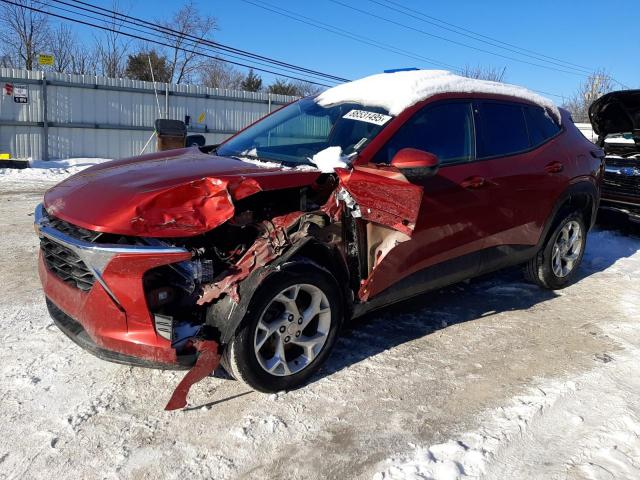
<box><xmin>0</xmin><ymin>68</ymin><xmax>298</xmax><ymax>160</ymax></box>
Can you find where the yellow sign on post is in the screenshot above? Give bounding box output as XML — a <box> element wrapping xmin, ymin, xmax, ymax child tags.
<box><xmin>38</xmin><ymin>54</ymin><xmax>54</xmax><ymax>66</ymax></box>
<box><xmin>197</xmin><ymin>112</ymin><xmax>206</xmax><ymax>124</ymax></box>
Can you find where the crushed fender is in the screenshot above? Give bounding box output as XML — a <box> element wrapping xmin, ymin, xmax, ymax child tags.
<box><xmin>198</xmin><ymin>211</ymin><xmax>305</xmax><ymax>305</ymax></box>
<box><xmin>165</xmin><ymin>339</ymin><xmax>221</xmax><ymax>411</ymax></box>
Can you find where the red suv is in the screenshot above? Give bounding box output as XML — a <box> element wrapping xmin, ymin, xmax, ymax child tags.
<box><xmin>35</xmin><ymin>71</ymin><xmax>603</xmax><ymax>399</ymax></box>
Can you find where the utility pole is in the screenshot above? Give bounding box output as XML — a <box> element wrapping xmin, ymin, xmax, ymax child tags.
<box><xmin>41</xmin><ymin>73</ymin><xmax>49</xmax><ymax>161</ymax></box>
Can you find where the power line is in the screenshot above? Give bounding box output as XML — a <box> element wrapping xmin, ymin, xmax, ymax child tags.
<box><xmin>370</xmin><ymin>0</ymin><xmax>594</xmax><ymax>74</ymax></box>
<box><xmin>239</xmin><ymin>0</ymin><xmax>463</xmax><ymax>72</ymax></box>
<box><xmin>328</xmin><ymin>0</ymin><xmax>591</xmax><ymax>78</ymax></box>
<box><xmin>0</xmin><ymin>0</ymin><xmax>344</xmax><ymax>87</ymax></box>
<box><xmin>239</xmin><ymin>0</ymin><xmax>566</xmax><ymax>99</ymax></box>
<box><xmin>63</xmin><ymin>0</ymin><xmax>350</xmax><ymax>83</ymax></box>
<box><xmin>0</xmin><ymin>0</ymin><xmax>569</xmax><ymax>99</ymax></box>
<box><xmin>47</xmin><ymin>0</ymin><xmax>343</xmax><ymax>85</ymax></box>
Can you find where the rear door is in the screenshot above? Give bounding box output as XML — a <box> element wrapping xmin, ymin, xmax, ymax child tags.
<box><xmin>475</xmin><ymin>101</ymin><xmax>566</xmax><ymax>248</ymax></box>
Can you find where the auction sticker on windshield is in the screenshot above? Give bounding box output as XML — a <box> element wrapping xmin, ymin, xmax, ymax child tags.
<box><xmin>343</xmin><ymin>110</ymin><xmax>392</xmax><ymax>126</ymax></box>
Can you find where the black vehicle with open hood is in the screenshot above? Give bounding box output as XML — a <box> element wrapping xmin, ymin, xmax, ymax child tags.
<box><xmin>589</xmin><ymin>90</ymin><xmax>640</xmax><ymax>222</ymax></box>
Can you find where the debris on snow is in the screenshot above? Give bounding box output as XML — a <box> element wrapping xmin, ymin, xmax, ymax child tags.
<box><xmin>309</xmin><ymin>146</ymin><xmax>348</xmax><ymax>172</ymax></box>
<box><xmin>316</xmin><ymin>69</ymin><xmax>561</xmax><ymax>122</ymax></box>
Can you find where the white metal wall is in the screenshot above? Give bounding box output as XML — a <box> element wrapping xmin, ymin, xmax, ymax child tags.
<box><xmin>0</xmin><ymin>68</ymin><xmax>298</xmax><ymax>160</ymax></box>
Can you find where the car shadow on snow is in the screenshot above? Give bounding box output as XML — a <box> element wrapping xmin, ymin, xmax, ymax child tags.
<box><xmin>314</xmin><ymin>222</ymin><xmax>640</xmax><ymax>382</ymax></box>
<box><xmin>316</xmin><ymin>267</ymin><xmax>558</xmax><ymax>381</ymax></box>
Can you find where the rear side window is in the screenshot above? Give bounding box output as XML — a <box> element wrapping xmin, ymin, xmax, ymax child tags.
<box><xmin>477</xmin><ymin>102</ymin><xmax>529</xmax><ymax>158</ymax></box>
<box><xmin>373</xmin><ymin>102</ymin><xmax>474</xmax><ymax>164</ymax></box>
<box><xmin>524</xmin><ymin>106</ymin><xmax>560</xmax><ymax>146</ymax></box>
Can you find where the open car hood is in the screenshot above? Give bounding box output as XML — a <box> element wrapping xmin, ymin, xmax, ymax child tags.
<box><xmin>43</xmin><ymin>147</ymin><xmax>321</xmax><ymax>237</ymax></box>
<box><xmin>589</xmin><ymin>89</ymin><xmax>640</xmax><ymax>137</ymax></box>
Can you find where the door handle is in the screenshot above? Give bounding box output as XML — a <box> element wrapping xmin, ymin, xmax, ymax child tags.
<box><xmin>461</xmin><ymin>176</ymin><xmax>486</xmax><ymax>189</ymax></box>
<box><xmin>545</xmin><ymin>161</ymin><xmax>564</xmax><ymax>174</ymax></box>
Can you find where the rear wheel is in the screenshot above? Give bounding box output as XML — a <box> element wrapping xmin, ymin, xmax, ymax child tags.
<box><xmin>222</xmin><ymin>263</ymin><xmax>342</xmax><ymax>392</ymax></box>
<box><xmin>525</xmin><ymin>210</ymin><xmax>586</xmax><ymax>289</ymax></box>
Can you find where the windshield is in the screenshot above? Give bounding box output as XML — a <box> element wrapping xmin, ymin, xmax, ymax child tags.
<box><xmin>217</xmin><ymin>97</ymin><xmax>392</xmax><ymax>166</ymax></box>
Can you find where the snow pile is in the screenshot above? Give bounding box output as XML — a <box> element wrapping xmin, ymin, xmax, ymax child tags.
<box><xmin>29</xmin><ymin>158</ymin><xmax>111</xmax><ymax>169</ymax></box>
<box><xmin>316</xmin><ymin>69</ymin><xmax>561</xmax><ymax>122</ymax></box>
<box><xmin>0</xmin><ymin>157</ymin><xmax>112</xmax><ymax>187</ymax></box>
<box><xmin>309</xmin><ymin>146</ymin><xmax>348</xmax><ymax>172</ymax></box>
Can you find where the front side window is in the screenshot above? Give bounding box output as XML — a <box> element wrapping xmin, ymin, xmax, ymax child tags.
<box><xmin>217</xmin><ymin>97</ymin><xmax>391</xmax><ymax>167</ymax></box>
<box><xmin>373</xmin><ymin>102</ymin><xmax>474</xmax><ymax>164</ymax></box>
<box><xmin>524</xmin><ymin>106</ymin><xmax>560</xmax><ymax>146</ymax></box>
<box><xmin>477</xmin><ymin>102</ymin><xmax>529</xmax><ymax>158</ymax></box>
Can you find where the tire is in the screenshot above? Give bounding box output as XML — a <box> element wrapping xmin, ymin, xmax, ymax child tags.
<box><xmin>221</xmin><ymin>262</ymin><xmax>343</xmax><ymax>393</ymax></box>
<box><xmin>525</xmin><ymin>210</ymin><xmax>586</xmax><ymax>289</ymax></box>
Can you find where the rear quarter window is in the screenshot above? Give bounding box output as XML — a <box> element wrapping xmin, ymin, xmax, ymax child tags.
<box><xmin>524</xmin><ymin>106</ymin><xmax>561</xmax><ymax>146</ymax></box>
<box><xmin>477</xmin><ymin>102</ymin><xmax>529</xmax><ymax>158</ymax></box>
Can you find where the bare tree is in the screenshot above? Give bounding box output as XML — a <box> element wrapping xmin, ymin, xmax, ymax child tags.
<box><xmin>200</xmin><ymin>59</ymin><xmax>244</xmax><ymax>89</ymax></box>
<box><xmin>461</xmin><ymin>64</ymin><xmax>507</xmax><ymax>82</ymax></box>
<box><xmin>48</xmin><ymin>23</ymin><xmax>75</xmax><ymax>73</ymax></box>
<box><xmin>292</xmin><ymin>80</ymin><xmax>323</xmax><ymax>96</ymax></box>
<box><xmin>95</xmin><ymin>1</ymin><xmax>131</xmax><ymax>78</ymax></box>
<box><xmin>70</xmin><ymin>43</ymin><xmax>98</xmax><ymax>75</ymax></box>
<box><xmin>0</xmin><ymin>54</ymin><xmax>15</xmax><ymax>68</ymax></box>
<box><xmin>563</xmin><ymin>69</ymin><xmax>614</xmax><ymax>123</ymax></box>
<box><xmin>158</xmin><ymin>1</ymin><xmax>217</xmax><ymax>84</ymax></box>
<box><xmin>0</xmin><ymin>0</ymin><xmax>51</xmax><ymax>70</ymax></box>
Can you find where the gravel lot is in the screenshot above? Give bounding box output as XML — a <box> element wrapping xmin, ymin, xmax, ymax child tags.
<box><xmin>1</xmin><ymin>174</ymin><xmax>639</xmax><ymax>480</ymax></box>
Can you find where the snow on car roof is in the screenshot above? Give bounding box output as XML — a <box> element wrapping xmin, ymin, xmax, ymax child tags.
<box><xmin>316</xmin><ymin>69</ymin><xmax>561</xmax><ymax>123</ymax></box>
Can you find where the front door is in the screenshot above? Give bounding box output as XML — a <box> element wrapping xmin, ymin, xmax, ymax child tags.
<box><xmin>352</xmin><ymin>100</ymin><xmax>497</xmax><ymax>299</ymax></box>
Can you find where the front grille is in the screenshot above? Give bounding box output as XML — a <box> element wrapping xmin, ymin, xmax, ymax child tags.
<box><xmin>44</xmin><ymin>212</ymin><xmax>103</xmax><ymax>243</ymax></box>
<box><xmin>603</xmin><ymin>157</ymin><xmax>640</xmax><ymax>199</ymax></box>
<box><xmin>40</xmin><ymin>236</ymin><xmax>95</xmax><ymax>291</ymax></box>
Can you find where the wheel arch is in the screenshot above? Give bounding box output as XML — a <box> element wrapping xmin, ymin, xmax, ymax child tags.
<box><xmin>538</xmin><ymin>181</ymin><xmax>599</xmax><ymax>249</ymax></box>
<box><xmin>206</xmin><ymin>239</ymin><xmax>351</xmax><ymax>346</ymax></box>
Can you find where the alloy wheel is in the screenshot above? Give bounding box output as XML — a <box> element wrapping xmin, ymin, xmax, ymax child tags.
<box><xmin>253</xmin><ymin>284</ymin><xmax>332</xmax><ymax>376</ymax></box>
<box><xmin>551</xmin><ymin>220</ymin><xmax>583</xmax><ymax>278</ymax></box>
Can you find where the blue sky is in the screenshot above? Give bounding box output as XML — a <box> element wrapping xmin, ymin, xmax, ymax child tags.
<box><xmin>87</xmin><ymin>0</ymin><xmax>639</xmax><ymax>101</ymax></box>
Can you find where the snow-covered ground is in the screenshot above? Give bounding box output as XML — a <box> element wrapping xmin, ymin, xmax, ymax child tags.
<box><xmin>0</xmin><ymin>158</ymin><xmax>111</xmax><ymax>188</ymax></box>
<box><xmin>1</xmin><ymin>163</ymin><xmax>639</xmax><ymax>479</ymax></box>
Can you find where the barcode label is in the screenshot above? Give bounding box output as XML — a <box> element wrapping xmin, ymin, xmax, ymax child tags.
<box><xmin>343</xmin><ymin>110</ymin><xmax>392</xmax><ymax>126</ymax></box>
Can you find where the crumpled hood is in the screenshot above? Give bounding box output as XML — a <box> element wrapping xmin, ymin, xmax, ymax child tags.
<box><xmin>589</xmin><ymin>89</ymin><xmax>640</xmax><ymax>137</ymax></box>
<box><xmin>44</xmin><ymin>147</ymin><xmax>321</xmax><ymax>237</ymax></box>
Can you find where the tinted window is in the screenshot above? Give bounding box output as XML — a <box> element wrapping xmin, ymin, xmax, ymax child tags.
<box><xmin>525</xmin><ymin>106</ymin><xmax>560</xmax><ymax>146</ymax></box>
<box><xmin>477</xmin><ymin>102</ymin><xmax>529</xmax><ymax>158</ymax></box>
<box><xmin>373</xmin><ymin>102</ymin><xmax>474</xmax><ymax>164</ymax></box>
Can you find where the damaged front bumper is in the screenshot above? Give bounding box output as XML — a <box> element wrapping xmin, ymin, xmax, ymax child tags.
<box><xmin>35</xmin><ymin>203</ymin><xmax>209</xmax><ymax>368</ymax></box>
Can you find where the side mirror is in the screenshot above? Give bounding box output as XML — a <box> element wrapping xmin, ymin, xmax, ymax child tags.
<box><xmin>390</xmin><ymin>148</ymin><xmax>440</xmax><ymax>178</ymax></box>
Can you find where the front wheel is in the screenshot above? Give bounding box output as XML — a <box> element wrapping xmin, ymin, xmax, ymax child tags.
<box><xmin>525</xmin><ymin>211</ymin><xmax>586</xmax><ymax>289</ymax></box>
<box><xmin>221</xmin><ymin>263</ymin><xmax>342</xmax><ymax>393</ymax></box>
